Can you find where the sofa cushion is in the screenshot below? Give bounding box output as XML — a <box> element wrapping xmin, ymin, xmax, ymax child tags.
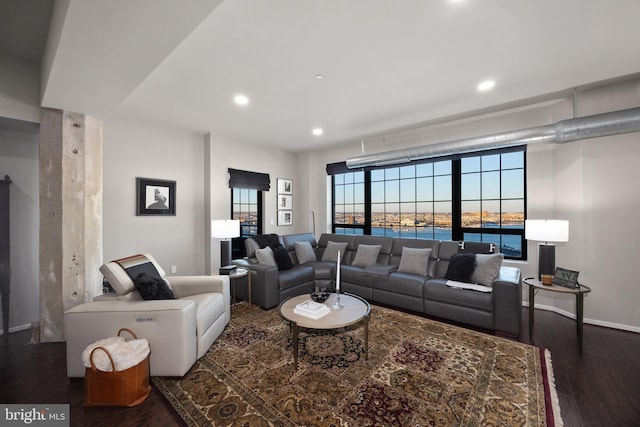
<box><xmin>397</xmin><ymin>247</ymin><xmax>432</xmax><ymax>276</ymax></box>
<box><xmin>294</xmin><ymin>240</ymin><xmax>317</xmax><ymax>264</ymax></box>
<box><xmin>181</xmin><ymin>292</ymin><xmax>226</xmax><ymax>338</ymax></box>
<box><xmin>255</xmin><ymin>246</ymin><xmax>277</xmax><ymax>267</ymax></box>
<box><xmin>373</xmin><ymin>272</ymin><xmax>426</xmax><ymax>298</ymax></box>
<box><xmin>471</xmin><ymin>253</ymin><xmax>504</xmax><ymax>286</ymax></box>
<box><xmin>351</xmin><ymin>244</ymin><xmax>382</xmax><ymax>268</ymax></box>
<box><xmin>444</xmin><ymin>253</ymin><xmax>476</xmax><ymax>283</ymax></box>
<box><xmin>321</xmin><ymin>241</ymin><xmax>348</xmax><ymax>262</ymax></box>
<box><xmin>424</xmin><ymin>278</ymin><xmax>493</xmax><ymax>312</ymax></box>
<box><xmin>278</xmin><ymin>265</ymin><xmax>315</xmax><ymax>291</ymax></box>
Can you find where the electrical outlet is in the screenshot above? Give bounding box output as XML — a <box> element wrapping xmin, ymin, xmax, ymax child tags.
<box><xmin>171</xmin><ymin>265</ymin><xmax>177</xmax><ymax>274</ymax></box>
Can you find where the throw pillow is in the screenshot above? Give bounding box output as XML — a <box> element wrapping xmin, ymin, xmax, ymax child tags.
<box><xmin>470</xmin><ymin>253</ymin><xmax>504</xmax><ymax>286</ymax></box>
<box><xmin>351</xmin><ymin>244</ymin><xmax>382</xmax><ymax>268</ymax></box>
<box><xmin>273</xmin><ymin>246</ymin><xmax>294</xmax><ymax>270</ymax></box>
<box><xmin>255</xmin><ymin>246</ymin><xmax>277</xmax><ymax>267</ymax></box>
<box><xmin>252</xmin><ymin>233</ymin><xmax>281</xmax><ymax>249</ymax></box>
<box><xmin>397</xmin><ymin>247</ymin><xmax>432</xmax><ymax>276</ymax></box>
<box><xmin>321</xmin><ymin>241</ymin><xmax>348</xmax><ymax>262</ymax></box>
<box><xmin>294</xmin><ymin>241</ymin><xmax>317</xmax><ymax>264</ymax></box>
<box><xmin>133</xmin><ymin>273</ymin><xmax>177</xmax><ymax>300</ymax></box>
<box><xmin>444</xmin><ymin>252</ymin><xmax>476</xmax><ymax>283</ymax></box>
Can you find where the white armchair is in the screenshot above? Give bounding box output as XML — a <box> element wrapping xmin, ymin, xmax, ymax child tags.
<box><xmin>64</xmin><ymin>255</ymin><xmax>230</xmax><ymax>377</ymax></box>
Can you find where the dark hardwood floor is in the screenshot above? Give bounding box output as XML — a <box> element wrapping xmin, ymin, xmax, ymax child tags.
<box><xmin>1</xmin><ymin>306</ymin><xmax>639</xmax><ymax>426</ymax></box>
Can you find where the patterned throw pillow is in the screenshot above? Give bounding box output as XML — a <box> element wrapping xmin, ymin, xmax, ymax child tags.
<box><xmin>397</xmin><ymin>247</ymin><xmax>432</xmax><ymax>276</ymax></box>
<box><xmin>294</xmin><ymin>241</ymin><xmax>317</xmax><ymax>264</ymax></box>
<box><xmin>321</xmin><ymin>241</ymin><xmax>348</xmax><ymax>262</ymax></box>
<box><xmin>255</xmin><ymin>246</ymin><xmax>277</xmax><ymax>267</ymax></box>
<box><xmin>351</xmin><ymin>244</ymin><xmax>382</xmax><ymax>268</ymax></box>
<box><xmin>470</xmin><ymin>253</ymin><xmax>504</xmax><ymax>286</ymax></box>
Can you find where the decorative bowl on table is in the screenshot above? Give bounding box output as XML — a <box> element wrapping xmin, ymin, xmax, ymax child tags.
<box><xmin>310</xmin><ymin>288</ymin><xmax>330</xmax><ymax>303</ymax></box>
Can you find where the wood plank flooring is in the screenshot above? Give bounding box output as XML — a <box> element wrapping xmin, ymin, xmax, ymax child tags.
<box><xmin>1</xmin><ymin>306</ymin><xmax>639</xmax><ymax>426</ymax></box>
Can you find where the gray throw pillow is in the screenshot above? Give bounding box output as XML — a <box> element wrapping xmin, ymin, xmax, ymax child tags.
<box><xmin>397</xmin><ymin>247</ymin><xmax>432</xmax><ymax>276</ymax></box>
<box><xmin>294</xmin><ymin>241</ymin><xmax>317</xmax><ymax>264</ymax></box>
<box><xmin>351</xmin><ymin>244</ymin><xmax>382</xmax><ymax>268</ymax></box>
<box><xmin>470</xmin><ymin>253</ymin><xmax>504</xmax><ymax>286</ymax></box>
<box><xmin>255</xmin><ymin>246</ymin><xmax>277</xmax><ymax>267</ymax></box>
<box><xmin>321</xmin><ymin>241</ymin><xmax>348</xmax><ymax>262</ymax></box>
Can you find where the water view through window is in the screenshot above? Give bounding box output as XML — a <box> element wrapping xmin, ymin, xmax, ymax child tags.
<box><xmin>332</xmin><ymin>149</ymin><xmax>526</xmax><ymax>259</ymax></box>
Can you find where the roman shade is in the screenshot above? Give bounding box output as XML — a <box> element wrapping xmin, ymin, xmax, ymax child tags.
<box><xmin>228</xmin><ymin>168</ymin><xmax>270</xmax><ymax>191</ymax></box>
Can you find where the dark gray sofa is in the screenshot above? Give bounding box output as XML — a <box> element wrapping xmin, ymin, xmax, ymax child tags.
<box><xmin>233</xmin><ymin>232</ymin><xmax>522</xmax><ymax>336</ymax></box>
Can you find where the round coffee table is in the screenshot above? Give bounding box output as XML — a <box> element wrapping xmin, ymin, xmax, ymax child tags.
<box><xmin>279</xmin><ymin>293</ymin><xmax>370</xmax><ymax>369</ymax></box>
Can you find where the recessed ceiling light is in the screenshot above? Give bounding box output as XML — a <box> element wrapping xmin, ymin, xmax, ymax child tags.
<box><xmin>315</xmin><ymin>74</ymin><xmax>324</xmax><ymax>80</ymax></box>
<box><xmin>312</xmin><ymin>127</ymin><xmax>324</xmax><ymax>136</ymax></box>
<box><xmin>233</xmin><ymin>94</ymin><xmax>249</xmax><ymax>106</ymax></box>
<box><xmin>477</xmin><ymin>80</ymin><xmax>496</xmax><ymax>92</ymax></box>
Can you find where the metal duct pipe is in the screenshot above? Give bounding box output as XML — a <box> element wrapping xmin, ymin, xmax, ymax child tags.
<box><xmin>346</xmin><ymin>107</ymin><xmax>640</xmax><ymax>169</ymax></box>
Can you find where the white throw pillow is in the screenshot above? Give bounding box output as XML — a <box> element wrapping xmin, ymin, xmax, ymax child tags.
<box><xmin>321</xmin><ymin>241</ymin><xmax>348</xmax><ymax>262</ymax></box>
<box><xmin>397</xmin><ymin>247</ymin><xmax>432</xmax><ymax>276</ymax></box>
<box><xmin>255</xmin><ymin>246</ymin><xmax>277</xmax><ymax>267</ymax></box>
<box><xmin>470</xmin><ymin>253</ymin><xmax>504</xmax><ymax>286</ymax></box>
<box><xmin>351</xmin><ymin>244</ymin><xmax>382</xmax><ymax>268</ymax></box>
<box><xmin>294</xmin><ymin>241</ymin><xmax>317</xmax><ymax>264</ymax></box>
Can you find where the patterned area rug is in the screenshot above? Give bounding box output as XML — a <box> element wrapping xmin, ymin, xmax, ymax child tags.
<box><xmin>153</xmin><ymin>303</ymin><xmax>562</xmax><ymax>426</ymax></box>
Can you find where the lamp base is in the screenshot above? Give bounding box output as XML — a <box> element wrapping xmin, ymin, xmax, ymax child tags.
<box><xmin>220</xmin><ymin>240</ymin><xmax>232</xmax><ymax>268</ymax></box>
<box><xmin>538</xmin><ymin>243</ymin><xmax>555</xmax><ymax>280</ymax></box>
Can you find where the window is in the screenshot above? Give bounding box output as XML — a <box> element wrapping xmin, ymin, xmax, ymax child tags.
<box><xmin>330</xmin><ymin>147</ymin><xmax>526</xmax><ymax>259</ymax></box>
<box><xmin>232</xmin><ymin>188</ymin><xmax>262</xmax><ymax>237</ymax></box>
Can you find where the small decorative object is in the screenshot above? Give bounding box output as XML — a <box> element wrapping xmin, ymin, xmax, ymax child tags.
<box><xmin>553</xmin><ymin>267</ymin><xmax>579</xmax><ymax>289</ymax></box>
<box><xmin>541</xmin><ymin>274</ymin><xmax>554</xmax><ymax>286</ymax></box>
<box><xmin>136</xmin><ymin>178</ymin><xmax>176</xmax><ymax>216</ymax></box>
<box><xmin>310</xmin><ymin>287</ymin><xmax>330</xmax><ymax>303</ymax></box>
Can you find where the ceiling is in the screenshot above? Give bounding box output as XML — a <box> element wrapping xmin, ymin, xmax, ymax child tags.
<box><xmin>4</xmin><ymin>0</ymin><xmax>640</xmax><ymax>151</ymax></box>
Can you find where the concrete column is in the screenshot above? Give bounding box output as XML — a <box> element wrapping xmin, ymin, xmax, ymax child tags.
<box><xmin>39</xmin><ymin>108</ymin><xmax>103</xmax><ymax>342</ymax></box>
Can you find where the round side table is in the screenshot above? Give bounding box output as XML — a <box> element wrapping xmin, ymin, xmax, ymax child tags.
<box><xmin>523</xmin><ymin>277</ymin><xmax>591</xmax><ymax>352</ymax></box>
<box><xmin>229</xmin><ymin>268</ymin><xmax>252</xmax><ymax>311</ymax></box>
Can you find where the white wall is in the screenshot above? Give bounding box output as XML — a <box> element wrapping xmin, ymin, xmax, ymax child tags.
<box><xmin>0</xmin><ymin>128</ymin><xmax>40</xmax><ymax>333</ymax></box>
<box><xmin>298</xmin><ymin>78</ymin><xmax>640</xmax><ymax>332</ymax></box>
<box><xmin>102</xmin><ymin>114</ymin><xmax>205</xmax><ymax>275</ymax></box>
<box><xmin>207</xmin><ymin>134</ymin><xmax>301</xmax><ymax>272</ymax></box>
<box><xmin>0</xmin><ymin>55</ymin><xmax>40</xmax><ymax>123</ymax></box>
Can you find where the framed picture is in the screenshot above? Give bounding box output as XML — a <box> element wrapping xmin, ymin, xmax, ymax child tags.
<box><xmin>277</xmin><ymin>178</ymin><xmax>292</xmax><ymax>195</ymax></box>
<box><xmin>136</xmin><ymin>177</ymin><xmax>176</xmax><ymax>216</ymax></box>
<box><xmin>278</xmin><ymin>210</ymin><xmax>293</xmax><ymax>226</ymax></box>
<box><xmin>279</xmin><ymin>194</ymin><xmax>293</xmax><ymax>210</ymax></box>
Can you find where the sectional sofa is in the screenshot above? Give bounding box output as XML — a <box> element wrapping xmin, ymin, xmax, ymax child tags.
<box><xmin>233</xmin><ymin>232</ymin><xmax>522</xmax><ymax>336</ymax></box>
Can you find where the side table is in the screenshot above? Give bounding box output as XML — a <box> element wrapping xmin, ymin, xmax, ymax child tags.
<box><xmin>523</xmin><ymin>277</ymin><xmax>591</xmax><ymax>352</ymax></box>
<box><xmin>229</xmin><ymin>268</ymin><xmax>252</xmax><ymax>310</ymax></box>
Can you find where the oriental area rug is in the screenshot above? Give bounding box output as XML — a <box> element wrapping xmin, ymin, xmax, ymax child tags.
<box><xmin>153</xmin><ymin>302</ymin><xmax>563</xmax><ymax>426</ymax></box>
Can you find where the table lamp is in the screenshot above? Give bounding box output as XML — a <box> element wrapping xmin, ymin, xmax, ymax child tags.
<box><xmin>525</xmin><ymin>219</ymin><xmax>569</xmax><ymax>280</ymax></box>
<box><xmin>212</xmin><ymin>219</ymin><xmax>240</xmax><ymax>268</ymax></box>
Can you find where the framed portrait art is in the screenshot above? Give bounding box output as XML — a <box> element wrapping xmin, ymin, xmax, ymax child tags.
<box><xmin>136</xmin><ymin>177</ymin><xmax>176</xmax><ymax>216</ymax></box>
<box><xmin>278</xmin><ymin>210</ymin><xmax>293</xmax><ymax>226</ymax></box>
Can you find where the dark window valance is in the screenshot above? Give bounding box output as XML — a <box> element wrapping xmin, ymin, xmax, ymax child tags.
<box><xmin>228</xmin><ymin>168</ymin><xmax>270</xmax><ymax>191</ymax></box>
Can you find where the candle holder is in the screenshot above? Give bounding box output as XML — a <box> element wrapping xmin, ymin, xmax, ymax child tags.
<box><xmin>331</xmin><ymin>292</ymin><xmax>343</xmax><ymax>310</ymax></box>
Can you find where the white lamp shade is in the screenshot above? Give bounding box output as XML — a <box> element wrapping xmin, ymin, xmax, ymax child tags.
<box><xmin>211</xmin><ymin>219</ymin><xmax>240</xmax><ymax>239</ymax></box>
<box><xmin>525</xmin><ymin>219</ymin><xmax>569</xmax><ymax>242</ymax></box>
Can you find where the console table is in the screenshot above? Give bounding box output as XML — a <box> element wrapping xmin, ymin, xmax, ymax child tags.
<box><xmin>523</xmin><ymin>277</ymin><xmax>591</xmax><ymax>352</ymax></box>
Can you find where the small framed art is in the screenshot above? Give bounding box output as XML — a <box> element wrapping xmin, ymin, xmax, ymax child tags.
<box><xmin>278</xmin><ymin>210</ymin><xmax>293</xmax><ymax>226</ymax></box>
<box><xmin>277</xmin><ymin>178</ymin><xmax>292</xmax><ymax>194</ymax></box>
<box><xmin>136</xmin><ymin>177</ymin><xmax>176</xmax><ymax>216</ymax></box>
<box><xmin>279</xmin><ymin>194</ymin><xmax>293</xmax><ymax>210</ymax></box>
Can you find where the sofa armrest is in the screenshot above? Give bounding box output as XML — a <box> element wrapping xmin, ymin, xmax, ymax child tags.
<box><xmin>64</xmin><ymin>300</ymin><xmax>198</xmax><ymax>377</ymax></box>
<box><xmin>492</xmin><ymin>266</ymin><xmax>522</xmax><ymax>336</ymax></box>
<box><xmin>232</xmin><ymin>259</ymin><xmax>280</xmax><ymax>309</ymax></box>
<box><xmin>169</xmin><ymin>275</ymin><xmax>229</xmax><ymax>299</ymax></box>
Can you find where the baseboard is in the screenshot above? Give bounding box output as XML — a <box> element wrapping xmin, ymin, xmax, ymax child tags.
<box><xmin>523</xmin><ymin>302</ymin><xmax>640</xmax><ymax>334</ymax></box>
<box><xmin>0</xmin><ymin>323</ymin><xmax>32</xmax><ymax>335</ymax></box>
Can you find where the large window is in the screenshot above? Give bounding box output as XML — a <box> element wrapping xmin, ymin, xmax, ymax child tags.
<box><xmin>330</xmin><ymin>147</ymin><xmax>526</xmax><ymax>259</ymax></box>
